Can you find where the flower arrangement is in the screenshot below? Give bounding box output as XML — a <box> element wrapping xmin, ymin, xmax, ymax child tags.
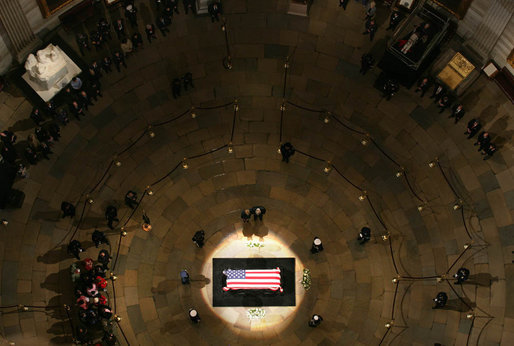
<box><xmin>301</xmin><ymin>268</ymin><xmax>311</xmax><ymax>290</ymax></box>
<box><xmin>246</xmin><ymin>240</ymin><xmax>264</xmax><ymax>248</ymax></box>
<box><xmin>247</xmin><ymin>308</ymin><xmax>266</xmax><ymax>320</ymax></box>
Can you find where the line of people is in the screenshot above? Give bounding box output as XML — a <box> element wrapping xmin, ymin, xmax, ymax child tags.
<box><xmin>415</xmin><ymin>78</ymin><xmax>498</xmax><ymax>160</ymax></box>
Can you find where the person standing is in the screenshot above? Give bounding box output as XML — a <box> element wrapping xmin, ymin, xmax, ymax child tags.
<box><xmin>360</xmin><ymin>54</ymin><xmax>374</xmax><ymax>75</ymax></box>
<box><xmin>113</xmin><ymin>51</ymin><xmax>127</xmax><ymax>72</ymax></box>
<box><xmin>464</xmin><ymin>119</ymin><xmax>481</xmax><ymax>139</ymax></box>
<box><xmin>61</xmin><ymin>201</ymin><xmax>76</xmax><ymax>218</ymax></box>
<box><xmin>92</xmin><ymin>230</ymin><xmax>109</xmax><ymax>248</ymax></box>
<box><xmin>309</xmin><ymin>314</ymin><xmax>323</xmax><ymax>327</ymax></box>
<box><xmin>68</xmin><ymin>240</ymin><xmax>84</xmax><ymax>260</ymax></box>
<box><xmin>105</xmin><ymin>205</ymin><xmax>119</xmax><ymax>229</ymax></box>
<box><xmin>125</xmin><ymin>4</ymin><xmax>138</xmax><ymax>27</ymax></box>
<box><xmin>311</xmin><ymin>237</ymin><xmax>324</xmax><ymax>254</ymax></box>
<box><xmin>208</xmin><ymin>1</ymin><xmax>222</xmax><ymax>22</ymax></box>
<box><xmin>280</xmin><ymin>142</ymin><xmax>295</xmax><ymax>163</ymax></box>
<box><xmin>98</xmin><ymin>249</ymin><xmax>111</xmax><ymax>270</ymax></box>
<box><xmin>449</xmin><ymin>104</ymin><xmax>465</xmax><ymax>123</ymax></box>
<box><xmin>386</xmin><ymin>9</ymin><xmax>402</xmax><ymax>31</ymax></box>
<box><xmin>189</xmin><ymin>309</ymin><xmax>201</xmax><ymax>323</ymax></box>
<box><xmin>415</xmin><ymin>78</ymin><xmax>430</xmax><ymax>97</ymax></box>
<box><xmin>339</xmin><ymin>0</ymin><xmax>349</xmax><ymax>10</ymax></box>
<box><xmin>357</xmin><ymin>227</ymin><xmax>371</xmax><ymax>244</ymax></box>
<box><xmin>363</xmin><ymin>20</ymin><xmax>377</xmax><ymax>42</ymax></box>
<box><xmin>251</xmin><ymin>206</ymin><xmax>266</xmax><ymax>221</ymax></box>
<box><xmin>474</xmin><ymin>131</ymin><xmax>490</xmax><ymax>152</ymax></box>
<box><xmin>125</xmin><ymin>190</ymin><xmax>138</xmax><ymax>208</ymax></box>
<box><xmin>432</xmin><ymin>292</ymin><xmax>448</xmax><ymax>309</ymax></box>
<box><xmin>172</xmin><ymin>78</ymin><xmax>182</xmax><ymax>98</ymax></box>
<box><xmin>192</xmin><ymin>230</ymin><xmax>205</xmax><ymax>248</ymax></box>
<box><xmin>145</xmin><ymin>24</ymin><xmax>157</xmax><ymax>43</ymax></box>
<box><xmin>454</xmin><ymin>267</ymin><xmax>470</xmax><ymax>284</ymax></box>
<box><xmin>241</xmin><ymin>209</ymin><xmax>251</xmax><ymax>223</ymax></box>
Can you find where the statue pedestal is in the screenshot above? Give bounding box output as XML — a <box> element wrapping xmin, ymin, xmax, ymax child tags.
<box><xmin>22</xmin><ymin>45</ymin><xmax>81</xmax><ymax>102</ymax></box>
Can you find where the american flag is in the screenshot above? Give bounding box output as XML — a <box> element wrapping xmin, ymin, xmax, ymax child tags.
<box><xmin>223</xmin><ymin>267</ymin><xmax>283</xmax><ymax>292</ymax></box>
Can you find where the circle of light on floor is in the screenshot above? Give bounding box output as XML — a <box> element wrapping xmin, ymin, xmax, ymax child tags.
<box><xmin>200</xmin><ymin>228</ymin><xmax>306</xmax><ymax>336</ymax></box>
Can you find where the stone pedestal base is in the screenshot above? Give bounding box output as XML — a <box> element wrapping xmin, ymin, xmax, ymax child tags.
<box><xmin>287</xmin><ymin>0</ymin><xmax>309</xmax><ymax>16</ymax></box>
<box><xmin>22</xmin><ymin>46</ymin><xmax>81</xmax><ymax>102</ymax></box>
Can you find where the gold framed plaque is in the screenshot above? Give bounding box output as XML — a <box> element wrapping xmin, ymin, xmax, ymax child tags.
<box><xmin>437</xmin><ymin>52</ymin><xmax>475</xmax><ymax>90</ymax></box>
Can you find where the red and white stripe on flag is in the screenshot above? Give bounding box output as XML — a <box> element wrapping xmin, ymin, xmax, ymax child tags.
<box><xmin>223</xmin><ymin>267</ymin><xmax>283</xmax><ymax>292</ymax></box>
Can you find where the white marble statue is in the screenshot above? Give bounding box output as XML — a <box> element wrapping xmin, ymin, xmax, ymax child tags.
<box><xmin>25</xmin><ymin>44</ymin><xmax>68</xmax><ymax>89</ymax></box>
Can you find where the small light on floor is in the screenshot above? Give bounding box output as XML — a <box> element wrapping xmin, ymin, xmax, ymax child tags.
<box><xmin>463</xmin><ymin>243</ymin><xmax>470</xmax><ymax>249</ymax></box>
<box><xmin>392</xmin><ymin>278</ymin><xmax>398</xmax><ymax>283</ymax></box>
<box><xmin>110</xmin><ymin>273</ymin><xmax>118</xmax><ymax>281</ymax></box>
<box><xmin>385</xmin><ymin>321</ymin><xmax>393</xmax><ymax>328</ymax></box>
<box><xmin>115</xmin><ymin>315</ymin><xmax>122</xmax><ymax>322</ymax></box>
<box><xmin>87</xmin><ymin>198</ymin><xmax>94</xmax><ymax>204</ymax></box>
<box><xmin>323</xmin><ymin>161</ymin><xmax>332</xmax><ymax>174</ymax></box>
<box><xmin>115</xmin><ymin>161</ymin><xmax>122</xmax><ymax>167</ymax></box>
<box><xmin>146</xmin><ymin>186</ymin><xmax>153</xmax><ymax>196</ymax></box>
<box><xmin>395</xmin><ymin>170</ymin><xmax>403</xmax><ymax>178</ymax></box>
<box><xmin>1</xmin><ymin>219</ymin><xmax>8</xmax><ymax>226</ymax></box>
<box><xmin>323</xmin><ymin>113</ymin><xmax>330</xmax><ymax>124</ymax></box>
<box><xmin>466</xmin><ymin>313</ymin><xmax>474</xmax><ymax>319</ymax></box>
<box><xmin>182</xmin><ymin>158</ymin><xmax>189</xmax><ymax>169</ymax></box>
<box><xmin>381</xmin><ymin>233</ymin><xmax>390</xmax><ymax>241</ymax></box>
<box><xmin>453</xmin><ymin>202</ymin><xmax>461</xmax><ymax>210</ymax></box>
<box><xmin>277</xmin><ymin>146</ymin><xmax>281</xmax><ymax>154</ymax></box>
<box><xmin>417</xmin><ymin>205</ymin><xmax>424</xmax><ymax>212</ymax></box>
<box><xmin>121</xmin><ymin>230</ymin><xmax>127</xmax><ymax>237</ymax></box>
<box><xmin>358</xmin><ymin>191</ymin><xmax>367</xmax><ymax>201</ymax></box>
<box><xmin>228</xmin><ymin>142</ymin><xmax>233</xmax><ymax>154</ymax></box>
<box><xmin>234</xmin><ymin>104</ymin><xmax>239</xmax><ymax>112</ymax></box>
<box><xmin>361</xmin><ymin>138</ymin><xmax>368</xmax><ymax>146</ymax></box>
<box><xmin>284</xmin><ymin>62</ymin><xmax>289</xmax><ymax>69</ymax></box>
<box><xmin>191</xmin><ymin>111</ymin><xmax>197</xmax><ymax>119</ymax></box>
<box><xmin>280</xmin><ymin>104</ymin><xmax>286</xmax><ymax>111</ymax></box>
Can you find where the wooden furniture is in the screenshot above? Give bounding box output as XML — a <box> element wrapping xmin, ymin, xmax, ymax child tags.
<box><xmin>484</xmin><ymin>61</ymin><xmax>514</xmax><ymax>104</ymax></box>
<box><xmin>37</xmin><ymin>0</ymin><xmax>75</xmax><ymax>18</ymax></box>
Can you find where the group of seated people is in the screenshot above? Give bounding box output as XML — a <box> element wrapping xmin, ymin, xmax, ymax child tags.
<box><xmin>415</xmin><ymin>78</ymin><xmax>497</xmax><ymax>160</ymax></box>
<box><xmin>68</xmin><ymin>232</ymin><xmax>117</xmax><ymax>344</ymax></box>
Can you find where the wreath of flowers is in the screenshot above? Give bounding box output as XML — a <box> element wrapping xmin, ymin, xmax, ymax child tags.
<box><xmin>301</xmin><ymin>268</ymin><xmax>311</xmax><ymax>290</ymax></box>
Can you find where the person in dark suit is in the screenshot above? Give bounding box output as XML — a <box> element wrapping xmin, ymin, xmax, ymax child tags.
<box><xmin>102</xmin><ymin>56</ymin><xmax>113</xmax><ymax>73</ymax></box>
<box><xmin>102</xmin><ymin>331</ymin><xmax>117</xmax><ymax>346</ymax></box>
<box><xmin>189</xmin><ymin>309</ymin><xmax>201</xmax><ymax>323</ymax></box>
<box><xmin>92</xmin><ymin>230</ymin><xmax>110</xmax><ymax>247</ymax></box>
<box><xmin>241</xmin><ymin>209</ymin><xmax>251</xmax><ymax>223</ymax></box>
<box><xmin>360</xmin><ymin>54</ymin><xmax>374</xmax><ymax>75</ymax></box>
<box><xmin>145</xmin><ymin>24</ymin><xmax>157</xmax><ymax>42</ymax></box>
<box><xmin>98</xmin><ymin>249</ymin><xmax>111</xmax><ymax>270</ymax></box>
<box><xmin>172</xmin><ymin>78</ymin><xmax>182</xmax><ymax>98</ymax></box>
<box><xmin>280</xmin><ymin>142</ymin><xmax>295</xmax><ymax>162</ymax></box>
<box><xmin>30</xmin><ymin>108</ymin><xmax>44</xmax><ymax>126</ymax></box>
<box><xmin>192</xmin><ymin>230</ymin><xmax>205</xmax><ymax>248</ymax></box>
<box><xmin>105</xmin><ymin>206</ymin><xmax>119</xmax><ymax>229</ymax></box>
<box><xmin>113</xmin><ymin>51</ymin><xmax>127</xmax><ymax>72</ymax></box>
<box><xmin>67</xmin><ymin>240</ymin><xmax>83</xmax><ymax>259</ymax></box>
<box><xmin>386</xmin><ymin>9</ymin><xmax>402</xmax><ymax>31</ymax></box>
<box><xmin>69</xmin><ymin>101</ymin><xmax>84</xmax><ymax>120</ymax></box>
<box><xmin>90</xmin><ymin>61</ymin><xmax>102</xmax><ymax>78</ymax></box>
<box><xmin>180</xmin><ymin>269</ymin><xmax>190</xmax><ymax>284</ymax></box>
<box><xmin>464</xmin><ymin>119</ymin><xmax>481</xmax><ymax>139</ymax></box>
<box><xmin>311</xmin><ymin>237</ymin><xmax>323</xmax><ymax>254</ymax></box>
<box><xmin>430</xmin><ymin>83</ymin><xmax>445</xmax><ymax>103</ymax></box>
<box><xmin>208</xmin><ymin>1</ymin><xmax>222</xmax><ymax>22</ymax></box>
<box><xmin>383</xmin><ymin>79</ymin><xmax>399</xmax><ymax>100</ymax></box>
<box><xmin>61</xmin><ymin>201</ymin><xmax>76</xmax><ymax>218</ymax></box>
<box><xmin>453</xmin><ymin>267</ymin><xmax>470</xmax><ymax>284</ymax></box>
<box><xmin>125</xmin><ymin>190</ymin><xmax>138</xmax><ymax>208</ymax></box>
<box><xmin>357</xmin><ymin>227</ymin><xmax>371</xmax><ymax>244</ymax></box>
<box><xmin>156</xmin><ymin>16</ymin><xmax>170</xmax><ymax>36</ymax></box>
<box><xmin>76</xmin><ymin>33</ymin><xmax>90</xmax><ymax>56</ymax></box>
<box><xmin>114</xmin><ymin>19</ymin><xmax>125</xmax><ymax>39</ymax></box>
<box><xmin>251</xmin><ymin>206</ymin><xmax>266</xmax><ymax>221</ymax></box>
<box><xmin>432</xmin><ymin>292</ymin><xmax>448</xmax><ymax>309</ymax></box>
<box><xmin>415</xmin><ymin>78</ymin><xmax>430</xmax><ymax>97</ymax></box>
<box><xmin>362</xmin><ymin>19</ymin><xmax>377</xmax><ymax>41</ymax></box>
<box><xmin>309</xmin><ymin>314</ymin><xmax>323</xmax><ymax>327</ymax></box>
<box><xmin>183</xmin><ymin>72</ymin><xmax>194</xmax><ymax>90</ymax></box>
<box><xmin>78</xmin><ymin>90</ymin><xmax>94</xmax><ymax>110</ymax></box>
<box><xmin>132</xmin><ymin>32</ymin><xmax>144</xmax><ymax>51</ymax></box>
<box><xmin>482</xmin><ymin>143</ymin><xmax>497</xmax><ymax>160</ymax></box>
<box><xmin>125</xmin><ymin>4</ymin><xmax>138</xmax><ymax>27</ymax></box>
<box><xmin>183</xmin><ymin>0</ymin><xmax>195</xmax><ymax>14</ymax></box>
<box><xmin>449</xmin><ymin>104</ymin><xmax>464</xmax><ymax>123</ymax></box>
<box><xmin>339</xmin><ymin>0</ymin><xmax>349</xmax><ymax>10</ymax></box>
<box><xmin>169</xmin><ymin>0</ymin><xmax>180</xmax><ymax>14</ymax></box>
<box><xmin>474</xmin><ymin>131</ymin><xmax>490</xmax><ymax>152</ymax></box>
<box><xmin>437</xmin><ymin>96</ymin><xmax>450</xmax><ymax>114</ymax></box>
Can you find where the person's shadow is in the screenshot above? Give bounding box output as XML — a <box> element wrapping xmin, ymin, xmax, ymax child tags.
<box><xmin>37</xmin><ymin>246</ymin><xmax>68</xmax><ymax>264</ymax></box>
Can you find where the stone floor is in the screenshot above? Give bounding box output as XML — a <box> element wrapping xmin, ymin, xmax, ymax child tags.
<box><xmin>0</xmin><ymin>0</ymin><xmax>513</xmax><ymax>345</ymax></box>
